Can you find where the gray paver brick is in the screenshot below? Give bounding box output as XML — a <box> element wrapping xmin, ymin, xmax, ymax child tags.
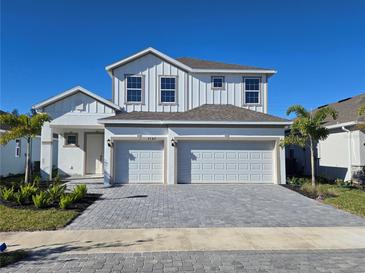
<box><xmin>65</xmin><ymin>183</ymin><xmax>365</xmax><ymax>229</ymax></box>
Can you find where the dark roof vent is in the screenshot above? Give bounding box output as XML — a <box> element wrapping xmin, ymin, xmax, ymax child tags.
<box><xmin>317</xmin><ymin>104</ymin><xmax>328</xmax><ymax>109</ymax></box>
<box><xmin>338</xmin><ymin>97</ymin><xmax>352</xmax><ymax>103</ymax></box>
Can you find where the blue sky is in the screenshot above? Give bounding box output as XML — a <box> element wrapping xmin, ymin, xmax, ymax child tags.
<box><xmin>1</xmin><ymin>0</ymin><xmax>364</xmax><ymax>117</ymax></box>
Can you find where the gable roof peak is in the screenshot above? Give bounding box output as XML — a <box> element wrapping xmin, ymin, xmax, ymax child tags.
<box><xmin>105</xmin><ymin>47</ymin><xmax>277</xmax><ymax>75</ymax></box>
<box><xmin>32</xmin><ymin>85</ymin><xmax>121</xmax><ymax>111</ymax></box>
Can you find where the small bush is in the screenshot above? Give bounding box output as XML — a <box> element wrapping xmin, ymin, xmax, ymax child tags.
<box><xmin>32</xmin><ymin>191</ymin><xmax>51</xmax><ymax>208</ymax></box>
<box><xmin>71</xmin><ymin>184</ymin><xmax>87</xmax><ymax>202</ymax></box>
<box><xmin>48</xmin><ymin>183</ymin><xmax>66</xmax><ymax>203</ymax></box>
<box><xmin>59</xmin><ymin>194</ymin><xmax>74</xmax><ymax>209</ymax></box>
<box><xmin>14</xmin><ymin>183</ymin><xmax>39</xmax><ymax>205</ymax></box>
<box><xmin>300</xmin><ymin>183</ymin><xmax>319</xmax><ymax>198</ymax></box>
<box><xmin>288</xmin><ymin>177</ymin><xmax>308</xmax><ymax>186</ymax></box>
<box><xmin>33</xmin><ymin>176</ymin><xmax>41</xmax><ymax>187</ymax></box>
<box><xmin>0</xmin><ymin>187</ymin><xmax>15</xmax><ymax>202</ymax></box>
<box><xmin>53</xmin><ymin>175</ymin><xmax>61</xmax><ymax>185</ymax></box>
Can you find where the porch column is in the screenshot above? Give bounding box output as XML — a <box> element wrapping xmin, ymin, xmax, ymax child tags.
<box><xmin>40</xmin><ymin>122</ymin><xmax>53</xmax><ymax>182</ymax></box>
<box><xmin>166</xmin><ymin>128</ymin><xmax>177</xmax><ymax>185</ymax></box>
<box><xmin>278</xmin><ymin>138</ymin><xmax>286</xmax><ymax>184</ymax></box>
<box><xmin>103</xmin><ymin>130</ymin><xmax>112</xmax><ymax>187</ymax></box>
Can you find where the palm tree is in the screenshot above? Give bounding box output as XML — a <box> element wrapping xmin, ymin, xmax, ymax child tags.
<box><xmin>281</xmin><ymin>105</ymin><xmax>337</xmax><ymax>187</ymax></box>
<box><xmin>0</xmin><ymin>111</ymin><xmax>49</xmax><ymax>183</ymax></box>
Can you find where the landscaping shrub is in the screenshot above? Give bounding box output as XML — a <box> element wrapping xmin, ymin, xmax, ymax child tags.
<box><xmin>287</xmin><ymin>177</ymin><xmax>308</xmax><ymax>186</ymax></box>
<box><xmin>33</xmin><ymin>176</ymin><xmax>41</xmax><ymax>187</ymax></box>
<box><xmin>59</xmin><ymin>194</ymin><xmax>74</xmax><ymax>209</ymax></box>
<box><xmin>14</xmin><ymin>183</ymin><xmax>39</xmax><ymax>205</ymax></box>
<box><xmin>71</xmin><ymin>184</ymin><xmax>87</xmax><ymax>202</ymax></box>
<box><xmin>48</xmin><ymin>183</ymin><xmax>66</xmax><ymax>203</ymax></box>
<box><xmin>53</xmin><ymin>175</ymin><xmax>61</xmax><ymax>185</ymax></box>
<box><xmin>300</xmin><ymin>183</ymin><xmax>319</xmax><ymax>198</ymax></box>
<box><xmin>300</xmin><ymin>183</ymin><xmax>338</xmax><ymax>199</ymax></box>
<box><xmin>0</xmin><ymin>187</ymin><xmax>14</xmax><ymax>202</ymax></box>
<box><xmin>32</xmin><ymin>191</ymin><xmax>51</xmax><ymax>208</ymax></box>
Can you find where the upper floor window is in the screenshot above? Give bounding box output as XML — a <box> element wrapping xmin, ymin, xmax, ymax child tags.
<box><xmin>211</xmin><ymin>76</ymin><xmax>225</xmax><ymax>89</ymax></box>
<box><xmin>126</xmin><ymin>76</ymin><xmax>143</xmax><ymax>103</ymax></box>
<box><xmin>160</xmin><ymin>77</ymin><xmax>176</xmax><ymax>103</ymax></box>
<box><xmin>15</xmin><ymin>139</ymin><xmax>21</xmax><ymax>157</ymax></box>
<box><xmin>244</xmin><ymin>78</ymin><xmax>260</xmax><ymax>104</ymax></box>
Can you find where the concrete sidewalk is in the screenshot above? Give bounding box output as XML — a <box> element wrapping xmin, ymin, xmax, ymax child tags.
<box><xmin>2</xmin><ymin>226</ymin><xmax>365</xmax><ymax>255</ymax></box>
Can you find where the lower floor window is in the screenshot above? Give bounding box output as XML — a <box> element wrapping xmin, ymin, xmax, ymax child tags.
<box><xmin>65</xmin><ymin>133</ymin><xmax>78</xmax><ymax>146</ymax></box>
<box><xmin>245</xmin><ymin>91</ymin><xmax>259</xmax><ymax>104</ymax></box>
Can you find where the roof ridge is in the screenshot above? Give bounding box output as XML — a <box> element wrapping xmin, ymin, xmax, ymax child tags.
<box><xmin>316</xmin><ymin>92</ymin><xmax>365</xmax><ymax>109</ymax></box>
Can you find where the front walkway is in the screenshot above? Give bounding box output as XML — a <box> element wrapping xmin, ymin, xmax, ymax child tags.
<box><xmin>66</xmin><ymin>183</ymin><xmax>365</xmax><ymax>229</ymax></box>
<box><xmin>2</xmin><ymin>227</ymin><xmax>365</xmax><ymax>272</ymax></box>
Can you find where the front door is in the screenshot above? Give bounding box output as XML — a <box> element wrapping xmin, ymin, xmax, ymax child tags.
<box><xmin>86</xmin><ymin>134</ymin><xmax>104</xmax><ymax>174</ymax></box>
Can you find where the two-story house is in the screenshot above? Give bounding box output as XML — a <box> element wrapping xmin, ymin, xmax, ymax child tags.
<box><xmin>33</xmin><ymin>47</ymin><xmax>290</xmax><ymax>186</ymax></box>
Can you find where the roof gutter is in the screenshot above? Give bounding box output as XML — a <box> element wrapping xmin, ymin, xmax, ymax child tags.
<box><xmin>326</xmin><ymin>121</ymin><xmax>357</xmax><ymax>129</ymax></box>
<box><xmin>98</xmin><ymin>119</ymin><xmax>292</xmax><ymax>126</ymax></box>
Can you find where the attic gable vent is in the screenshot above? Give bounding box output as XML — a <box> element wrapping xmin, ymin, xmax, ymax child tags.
<box><xmin>338</xmin><ymin>97</ymin><xmax>352</xmax><ymax>103</ymax></box>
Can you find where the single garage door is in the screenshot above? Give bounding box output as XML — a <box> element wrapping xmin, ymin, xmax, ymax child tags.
<box><xmin>178</xmin><ymin>141</ymin><xmax>274</xmax><ymax>184</ymax></box>
<box><xmin>114</xmin><ymin>141</ymin><xmax>164</xmax><ymax>183</ymax></box>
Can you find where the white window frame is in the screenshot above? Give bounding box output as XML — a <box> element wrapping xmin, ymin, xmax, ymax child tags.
<box><xmin>125</xmin><ymin>74</ymin><xmax>144</xmax><ymax>104</ymax></box>
<box><xmin>15</xmin><ymin>139</ymin><xmax>21</xmax><ymax>157</ymax></box>
<box><xmin>211</xmin><ymin>76</ymin><xmax>225</xmax><ymax>90</ymax></box>
<box><xmin>243</xmin><ymin>77</ymin><xmax>261</xmax><ymax>105</ymax></box>
<box><xmin>64</xmin><ymin>133</ymin><xmax>78</xmax><ymax>147</ymax></box>
<box><xmin>159</xmin><ymin>76</ymin><xmax>177</xmax><ymax>105</ymax></box>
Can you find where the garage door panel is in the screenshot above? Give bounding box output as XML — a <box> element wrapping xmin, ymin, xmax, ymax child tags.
<box><xmin>178</xmin><ymin>141</ymin><xmax>274</xmax><ymax>184</ymax></box>
<box><xmin>115</xmin><ymin>141</ymin><xmax>163</xmax><ymax>184</ymax></box>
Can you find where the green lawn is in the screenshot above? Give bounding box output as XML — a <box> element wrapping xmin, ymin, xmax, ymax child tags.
<box><xmin>0</xmin><ymin>250</ymin><xmax>28</xmax><ymax>268</ymax></box>
<box><xmin>289</xmin><ymin>178</ymin><xmax>365</xmax><ymax>218</ymax></box>
<box><xmin>321</xmin><ymin>185</ymin><xmax>365</xmax><ymax>217</ymax></box>
<box><xmin>0</xmin><ymin>204</ymin><xmax>78</xmax><ymax>232</ymax></box>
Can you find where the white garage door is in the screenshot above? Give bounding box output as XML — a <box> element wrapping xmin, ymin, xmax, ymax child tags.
<box><xmin>114</xmin><ymin>141</ymin><xmax>164</xmax><ymax>184</ymax></box>
<box><xmin>178</xmin><ymin>141</ymin><xmax>274</xmax><ymax>184</ymax></box>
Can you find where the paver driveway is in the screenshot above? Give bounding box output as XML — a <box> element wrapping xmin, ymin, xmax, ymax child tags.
<box><xmin>66</xmin><ymin>182</ymin><xmax>365</xmax><ymax>229</ymax></box>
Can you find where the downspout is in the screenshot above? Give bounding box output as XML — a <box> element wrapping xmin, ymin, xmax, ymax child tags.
<box><xmin>341</xmin><ymin>126</ymin><xmax>352</xmax><ymax>181</ymax></box>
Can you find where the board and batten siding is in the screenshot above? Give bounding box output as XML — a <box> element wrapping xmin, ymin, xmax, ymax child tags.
<box><xmin>188</xmin><ymin>74</ymin><xmax>267</xmax><ymax>113</ymax></box>
<box><xmin>113</xmin><ymin>53</ymin><xmax>188</xmax><ymax>112</ymax></box>
<box><xmin>112</xmin><ymin>53</ymin><xmax>268</xmax><ymax>113</ymax></box>
<box><xmin>43</xmin><ymin>92</ymin><xmax>114</xmax><ymax>119</ymax></box>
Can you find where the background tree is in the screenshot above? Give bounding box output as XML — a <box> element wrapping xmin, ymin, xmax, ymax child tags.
<box><xmin>0</xmin><ymin>110</ymin><xmax>49</xmax><ymax>183</ymax></box>
<box><xmin>281</xmin><ymin>105</ymin><xmax>337</xmax><ymax>187</ymax></box>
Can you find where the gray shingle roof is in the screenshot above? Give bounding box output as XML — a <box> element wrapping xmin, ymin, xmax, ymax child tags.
<box><xmin>101</xmin><ymin>104</ymin><xmax>288</xmax><ymax>123</ymax></box>
<box><xmin>176</xmin><ymin>57</ymin><xmax>273</xmax><ymax>71</ymax></box>
<box><xmin>317</xmin><ymin>93</ymin><xmax>365</xmax><ymax>126</ymax></box>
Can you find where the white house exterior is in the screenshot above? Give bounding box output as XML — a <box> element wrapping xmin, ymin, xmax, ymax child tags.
<box><xmin>0</xmin><ymin>114</ymin><xmax>58</xmax><ymax>177</ymax></box>
<box><xmin>287</xmin><ymin>93</ymin><xmax>365</xmax><ymax>182</ymax></box>
<box><xmin>33</xmin><ymin>47</ymin><xmax>290</xmax><ymax>186</ymax></box>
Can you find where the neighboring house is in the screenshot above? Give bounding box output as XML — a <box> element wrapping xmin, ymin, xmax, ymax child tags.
<box><xmin>0</xmin><ymin>110</ymin><xmax>58</xmax><ymax>177</ymax></box>
<box><xmin>33</xmin><ymin>47</ymin><xmax>291</xmax><ymax>185</ymax></box>
<box><xmin>287</xmin><ymin>93</ymin><xmax>365</xmax><ymax>182</ymax></box>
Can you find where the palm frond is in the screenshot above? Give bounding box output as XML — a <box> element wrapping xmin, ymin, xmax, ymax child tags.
<box><xmin>286</xmin><ymin>105</ymin><xmax>309</xmax><ymax>118</ymax></box>
<box><xmin>313</xmin><ymin>107</ymin><xmax>338</xmax><ymax>124</ymax></box>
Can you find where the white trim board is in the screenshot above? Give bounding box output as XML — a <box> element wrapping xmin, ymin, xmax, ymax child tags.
<box><xmin>105</xmin><ymin>47</ymin><xmax>277</xmax><ymax>76</ymax></box>
<box><xmin>32</xmin><ymin>86</ymin><xmax>121</xmax><ymax>111</ymax></box>
<box><xmin>99</xmin><ymin>119</ymin><xmax>291</xmax><ymax>126</ymax></box>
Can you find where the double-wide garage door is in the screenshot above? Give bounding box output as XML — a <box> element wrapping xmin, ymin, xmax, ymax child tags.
<box><xmin>114</xmin><ymin>140</ymin><xmax>274</xmax><ymax>184</ymax></box>
<box><xmin>178</xmin><ymin>141</ymin><xmax>274</xmax><ymax>184</ymax></box>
